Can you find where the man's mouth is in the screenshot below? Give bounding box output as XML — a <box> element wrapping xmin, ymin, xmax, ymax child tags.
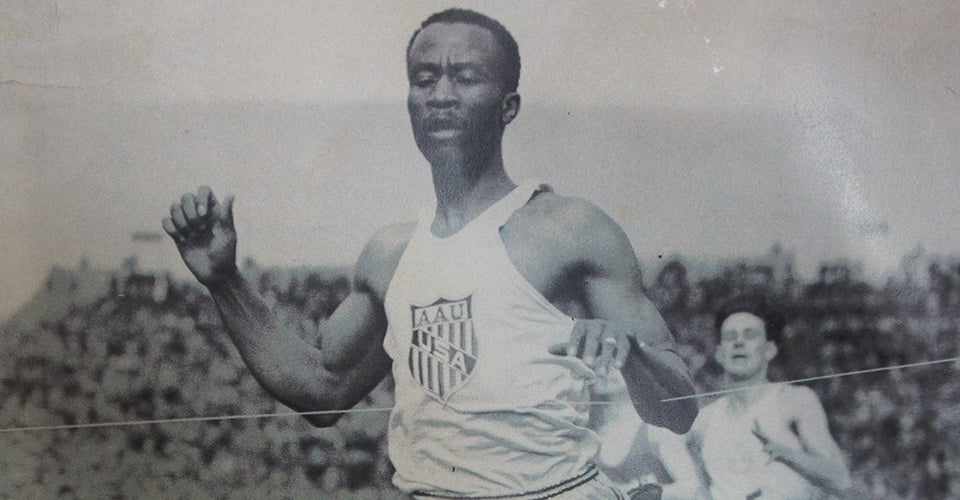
<box><xmin>424</xmin><ymin>114</ymin><xmax>462</xmax><ymax>132</ymax></box>
<box><xmin>423</xmin><ymin>122</ymin><xmax>463</xmax><ymax>140</ymax></box>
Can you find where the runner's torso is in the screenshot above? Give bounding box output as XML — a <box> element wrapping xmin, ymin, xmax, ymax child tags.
<box><xmin>700</xmin><ymin>385</ymin><xmax>820</xmax><ymax>499</ymax></box>
<box><xmin>383</xmin><ymin>180</ymin><xmax>602</xmax><ymax>497</ymax></box>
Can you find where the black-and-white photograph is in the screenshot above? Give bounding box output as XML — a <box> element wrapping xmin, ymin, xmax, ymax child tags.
<box><xmin>2</xmin><ymin>2</ymin><xmax>958</xmax><ymax>498</ymax></box>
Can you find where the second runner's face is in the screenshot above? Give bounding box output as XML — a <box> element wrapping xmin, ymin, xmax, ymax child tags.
<box><xmin>716</xmin><ymin>312</ymin><xmax>774</xmax><ymax>379</ymax></box>
<box><xmin>407</xmin><ymin>22</ymin><xmax>511</xmax><ymax>159</ymax></box>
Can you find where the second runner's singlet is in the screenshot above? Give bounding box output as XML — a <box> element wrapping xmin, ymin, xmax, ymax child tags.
<box><xmin>699</xmin><ymin>385</ymin><xmax>820</xmax><ymax>499</ymax></box>
<box><xmin>383</xmin><ymin>180</ymin><xmax>602</xmax><ymax>498</ymax></box>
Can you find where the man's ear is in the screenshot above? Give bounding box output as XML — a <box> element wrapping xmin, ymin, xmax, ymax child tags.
<box><xmin>763</xmin><ymin>341</ymin><xmax>778</xmax><ymax>362</ymax></box>
<box><xmin>501</xmin><ymin>92</ymin><xmax>520</xmax><ymax>124</ymax></box>
<box><xmin>714</xmin><ymin>345</ymin><xmax>725</xmax><ymax>365</ymax></box>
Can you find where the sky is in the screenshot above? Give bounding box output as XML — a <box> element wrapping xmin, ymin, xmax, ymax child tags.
<box><xmin>2</xmin><ymin>1</ymin><xmax>959</xmax><ymax>320</ymax></box>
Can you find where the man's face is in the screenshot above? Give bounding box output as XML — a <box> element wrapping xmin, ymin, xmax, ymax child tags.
<box><xmin>715</xmin><ymin>312</ymin><xmax>776</xmax><ymax>379</ymax></box>
<box><xmin>406</xmin><ymin>22</ymin><xmax>516</xmax><ymax>161</ymax></box>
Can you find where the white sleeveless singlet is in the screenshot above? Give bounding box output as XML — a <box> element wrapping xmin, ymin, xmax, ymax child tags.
<box><xmin>382</xmin><ymin>181</ymin><xmax>602</xmax><ymax>498</ymax></box>
<box><xmin>699</xmin><ymin>384</ymin><xmax>821</xmax><ymax>499</ymax></box>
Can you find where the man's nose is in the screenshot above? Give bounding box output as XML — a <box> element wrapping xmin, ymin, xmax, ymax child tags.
<box><xmin>428</xmin><ymin>75</ymin><xmax>458</xmax><ymax>107</ymax></box>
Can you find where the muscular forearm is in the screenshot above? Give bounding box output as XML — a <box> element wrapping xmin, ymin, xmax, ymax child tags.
<box><xmin>773</xmin><ymin>447</ymin><xmax>851</xmax><ymax>494</ymax></box>
<box><xmin>206</xmin><ymin>269</ymin><xmax>338</xmax><ymax>413</ymax></box>
<box><xmin>621</xmin><ymin>338</ymin><xmax>698</xmax><ymax>434</ymax></box>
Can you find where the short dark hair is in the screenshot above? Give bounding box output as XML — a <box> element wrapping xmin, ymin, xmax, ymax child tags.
<box><xmin>714</xmin><ymin>294</ymin><xmax>786</xmax><ymax>344</ymax></box>
<box><xmin>407</xmin><ymin>8</ymin><xmax>521</xmax><ymax>93</ymax></box>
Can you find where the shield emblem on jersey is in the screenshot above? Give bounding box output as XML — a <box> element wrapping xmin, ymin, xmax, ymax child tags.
<box><xmin>408</xmin><ymin>295</ymin><xmax>478</xmax><ymax>401</ymax></box>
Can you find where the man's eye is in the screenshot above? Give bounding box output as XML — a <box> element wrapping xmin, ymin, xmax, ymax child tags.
<box><xmin>413</xmin><ymin>75</ymin><xmax>436</xmax><ymax>87</ymax></box>
<box><xmin>743</xmin><ymin>329</ymin><xmax>762</xmax><ymax>339</ymax></box>
<box><xmin>456</xmin><ymin>73</ymin><xmax>479</xmax><ymax>84</ymax></box>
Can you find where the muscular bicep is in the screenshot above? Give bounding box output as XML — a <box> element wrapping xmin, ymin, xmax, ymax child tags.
<box><xmin>318</xmin><ymin>290</ymin><xmax>389</xmax><ymax>371</ymax></box>
<box><xmin>318</xmin><ymin>221</ymin><xmax>410</xmax><ymax>372</ymax></box>
<box><xmin>304</xmin><ymin>290</ymin><xmax>391</xmax><ymax>426</ymax></box>
<box><xmin>302</xmin><ymin>222</ymin><xmax>410</xmax><ymax>425</ymax></box>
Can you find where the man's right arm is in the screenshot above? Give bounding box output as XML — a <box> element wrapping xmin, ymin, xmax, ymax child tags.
<box><xmin>204</xmin><ymin>271</ymin><xmax>392</xmax><ymax>427</ymax></box>
<box><xmin>163</xmin><ymin>186</ymin><xmax>408</xmax><ymax>427</ymax></box>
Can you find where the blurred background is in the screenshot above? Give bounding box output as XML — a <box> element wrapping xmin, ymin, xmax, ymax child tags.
<box><xmin>2</xmin><ymin>1</ymin><xmax>958</xmax><ymax>497</ymax></box>
<box><xmin>1</xmin><ymin>253</ymin><xmax>957</xmax><ymax>497</ymax></box>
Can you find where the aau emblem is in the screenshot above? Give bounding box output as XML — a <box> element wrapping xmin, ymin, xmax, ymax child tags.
<box><xmin>408</xmin><ymin>296</ymin><xmax>478</xmax><ymax>401</ymax></box>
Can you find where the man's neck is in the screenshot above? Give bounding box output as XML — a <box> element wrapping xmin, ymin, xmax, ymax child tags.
<box><xmin>724</xmin><ymin>371</ymin><xmax>771</xmax><ymax>409</ymax></box>
<box><xmin>428</xmin><ymin>151</ymin><xmax>517</xmax><ymax>237</ymax></box>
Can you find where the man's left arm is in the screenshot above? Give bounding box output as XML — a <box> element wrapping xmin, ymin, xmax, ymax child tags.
<box><xmin>556</xmin><ymin>199</ymin><xmax>698</xmax><ymax>433</ymax></box>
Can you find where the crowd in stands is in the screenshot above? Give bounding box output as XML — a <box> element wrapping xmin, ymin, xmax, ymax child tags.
<box><xmin>0</xmin><ymin>252</ymin><xmax>957</xmax><ymax>498</ymax></box>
